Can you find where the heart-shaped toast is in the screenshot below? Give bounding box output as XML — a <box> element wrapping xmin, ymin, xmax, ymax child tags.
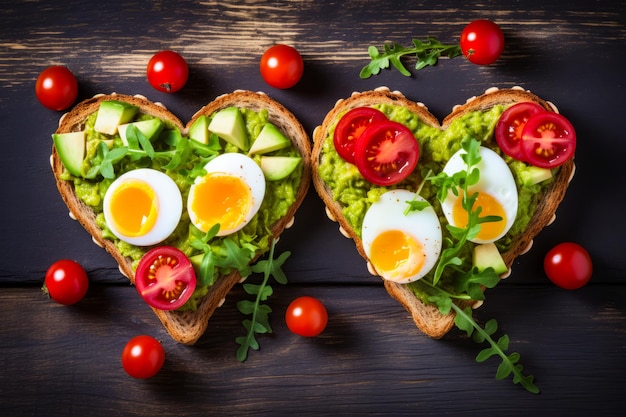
<box><xmin>312</xmin><ymin>86</ymin><xmax>575</xmax><ymax>338</ymax></box>
<box><xmin>51</xmin><ymin>91</ymin><xmax>311</xmax><ymax>345</ymax></box>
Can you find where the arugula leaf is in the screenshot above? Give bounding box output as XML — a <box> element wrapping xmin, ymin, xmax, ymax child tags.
<box><xmin>236</xmin><ymin>239</ymin><xmax>290</xmax><ymax>362</ymax></box>
<box><xmin>360</xmin><ymin>37</ymin><xmax>462</xmax><ymax>79</ymax></box>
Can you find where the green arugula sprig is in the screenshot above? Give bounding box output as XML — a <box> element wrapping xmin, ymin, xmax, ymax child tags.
<box><xmin>405</xmin><ymin>137</ymin><xmax>539</xmax><ymax>394</ymax></box>
<box><xmin>360</xmin><ymin>38</ymin><xmax>462</xmax><ymax>79</ymax></box>
<box><xmin>236</xmin><ymin>239</ymin><xmax>290</xmax><ymax>362</ymax></box>
<box><xmin>86</xmin><ymin>124</ymin><xmax>220</xmax><ymax>179</ymax></box>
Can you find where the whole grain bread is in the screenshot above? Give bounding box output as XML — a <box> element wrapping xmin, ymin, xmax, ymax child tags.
<box><xmin>51</xmin><ymin>91</ymin><xmax>311</xmax><ymax>345</ymax></box>
<box><xmin>312</xmin><ymin>86</ymin><xmax>575</xmax><ymax>338</ymax></box>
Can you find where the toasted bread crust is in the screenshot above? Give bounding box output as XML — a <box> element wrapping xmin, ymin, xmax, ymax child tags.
<box><xmin>51</xmin><ymin>91</ymin><xmax>311</xmax><ymax>345</ymax></box>
<box><xmin>312</xmin><ymin>86</ymin><xmax>575</xmax><ymax>338</ymax></box>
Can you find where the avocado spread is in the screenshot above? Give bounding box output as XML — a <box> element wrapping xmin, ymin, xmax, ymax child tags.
<box><xmin>60</xmin><ymin>107</ymin><xmax>303</xmax><ymax>311</ymax></box>
<box><xmin>317</xmin><ymin>103</ymin><xmax>555</xmax><ymax>302</ymax></box>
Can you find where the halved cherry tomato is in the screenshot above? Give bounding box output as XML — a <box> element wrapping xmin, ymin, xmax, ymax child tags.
<box><xmin>521</xmin><ymin>112</ymin><xmax>576</xmax><ymax>168</ymax></box>
<box><xmin>135</xmin><ymin>246</ymin><xmax>196</xmax><ymax>311</ymax></box>
<box><xmin>353</xmin><ymin>120</ymin><xmax>420</xmax><ymax>186</ymax></box>
<box><xmin>495</xmin><ymin>102</ymin><xmax>546</xmax><ymax>161</ymax></box>
<box><xmin>334</xmin><ymin>107</ymin><xmax>388</xmax><ymax>164</ymax></box>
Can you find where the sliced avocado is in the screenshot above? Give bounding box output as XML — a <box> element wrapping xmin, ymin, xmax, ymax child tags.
<box><xmin>248</xmin><ymin>123</ymin><xmax>291</xmax><ymax>155</ymax></box>
<box><xmin>519</xmin><ymin>166</ymin><xmax>553</xmax><ymax>186</ymax></box>
<box><xmin>118</xmin><ymin>119</ymin><xmax>164</xmax><ymax>146</ymax></box>
<box><xmin>52</xmin><ymin>131</ymin><xmax>86</xmax><ymax>176</ymax></box>
<box><xmin>473</xmin><ymin>242</ymin><xmax>508</xmax><ymax>275</ymax></box>
<box><xmin>260</xmin><ymin>156</ymin><xmax>301</xmax><ymax>181</ymax></box>
<box><xmin>208</xmin><ymin>107</ymin><xmax>248</xmax><ymax>151</ymax></box>
<box><xmin>189</xmin><ymin>115</ymin><xmax>210</xmax><ymax>144</ymax></box>
<box><xmin>94</xmin><ymin>100</ymin><xmax>139</xmax><ymax>135</ymax></box>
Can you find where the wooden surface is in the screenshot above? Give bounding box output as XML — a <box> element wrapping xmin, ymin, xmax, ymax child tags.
<box><xmin>1</xmin><ymin>0</ymin><xmax>625</xmax><ymax>415</ymax></box>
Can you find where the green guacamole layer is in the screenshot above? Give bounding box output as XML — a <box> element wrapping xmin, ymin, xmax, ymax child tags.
<box><xmin>317</xmin><ymin>103</ymin><xmax>554</xmax><ymax>302</ymax></box>
<box><xmin>61</xmin><ymin>106</ymin><xmax>303</xmax><ymax>311</ymax></box>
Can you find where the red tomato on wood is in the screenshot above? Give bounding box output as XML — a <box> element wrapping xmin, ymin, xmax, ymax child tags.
<box><xmin>285</xmin><ymin>296</ymin><xmax>328</xmax><ymax>337</ymax></box>
<box><xmin>121</xmin><ymin>335</ymin><xmax>165</xmax><ymax>379</ymax></box>
<box><xmin>44</xmin><ymin>259</ymin><xmax>89</xmax><ymax>305</ymax></box>
<box><xmin>146</xmin><ymin>50</ymin><xmax>189</xmax><ymax>93</ymax></box>
<box><xmin>259</xmin><ymin>44</ymin><xmax>304</xmax><ymax>89</ymax></box>
<box><xmin>544</xmin><ymin>242</ymin><xmax>593</xmax><ymax>290</ymax></box>
<box><xmin>35</xmin><ymin>66</ymin><xmax>78</xmax><ymax>111</ymax></box>
<box><xmin>460</xmin><ymin>20</ymin><xmax>505</xmax><ymax>65</ymax></box>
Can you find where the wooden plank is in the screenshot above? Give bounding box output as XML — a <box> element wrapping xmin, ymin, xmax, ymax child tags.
<box><xmin>1</xmin><ymin>284</ymin><xmax>625</xmax><ymax>416</ymax></box>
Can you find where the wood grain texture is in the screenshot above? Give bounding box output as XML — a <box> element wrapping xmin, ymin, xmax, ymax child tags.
<box><xmin>1</xmin><ymin>284</ymin><xmax>625</xmax><ymax>416</ymax></box>
<box><xmin>1</xmin><ymin>0</ymin><xmax>626</xmax><ymax>415</ymax></box>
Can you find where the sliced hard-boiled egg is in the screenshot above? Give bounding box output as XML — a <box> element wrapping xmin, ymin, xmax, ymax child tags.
<box><xmin>188</xmin><ymin>153</ymin><xmax>265</xmax><ymax>236</ymax></box>
<box><xmin>103</xmin><ymin>168</ymin><xmax>183</xmax><ymax>246</ymax></box>
<box><xmin>441</xmin><ymin>146</ymin><xmax>518</xmax><ymax>244</ymax></box>
<box><xmin>361</xmin><ymin>189</ymin><xmax>442</xmax><ymax>283</ymax></box>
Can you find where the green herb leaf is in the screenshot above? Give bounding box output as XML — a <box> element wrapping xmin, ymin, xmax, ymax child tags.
<box><xmin>236</xmin><ymin>239</ymin><xmax>290</xmax><ymax>362</ymax></box>
<box><xmin>360</xmin><ymin>37</ymin><xmax>462</xmax><ymax>79</ymax></box>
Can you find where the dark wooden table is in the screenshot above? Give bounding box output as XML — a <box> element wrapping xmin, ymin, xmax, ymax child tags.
<box><xmin>2</xmin><ymin>1</ymin><xmax>625</xmax><ymax>415</ymax></box>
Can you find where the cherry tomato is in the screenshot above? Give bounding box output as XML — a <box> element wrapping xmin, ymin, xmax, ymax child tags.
<box><xmin>353</xmin><ymin>120</ymin><xmax>420</xmax><ymax>186</ymax></box>
<box><xmin>460</xmin><ymin>19</ymin><xmax>505</xmax><ymax>65</ymax></box>
<box><xmin>121</xmin><ymin>335</ymin><xmax>165</xmax><ymax>378</ymax></box>
<box><xmin>544</xmin><ymin>242</ymin><xmax>593</xmax><ymax>290</ymax></box>
<box><xmin>495</xmin><ymin>102</ymin><xmax>546</xmax><ymax>161</ymax></box>
<box><xmin>334</xmin><ymin>107</ymin><xmax>388</xmax><ymax>164</ymax></box>
<box><xmin>146</xmin><ymin>50</ymin><xmax>189</xmax><ymax>93</ymax></box>
<box><xmin>44</xmin><ymin>259</ymin><xmax>89</xmax><ymax>305</ymax></box>
<box><xmin>134</xmin><ymin>246</ymin><xmax>196</xmax><ymax>311</ymax></box>
<box><xmin>35</xmin><ymin>66</ymin><xmax>78</xmax><ymax>111</ymax></box>
<box><xmin>259</xmin><ymin>44</ymin><xmax>304</xmax><ymax>89</ymax></box>
<box><xmin>521</xmin><ymin>112</ymin><xmax>576</xmax><ymax>168</ymax></box>
<box><xmin>285</xmin><ymin>296</ymin><xmax>328</xmax><ymax>337</ymax></box>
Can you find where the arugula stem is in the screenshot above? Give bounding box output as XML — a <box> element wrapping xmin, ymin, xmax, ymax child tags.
<box><xmin>450</xmin><ymin>303</ymin><xmax>540</xmax><ymax>394</ymax></box>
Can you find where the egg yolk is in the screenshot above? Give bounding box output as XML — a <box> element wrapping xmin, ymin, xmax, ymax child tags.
<box><xmin>108</xmin><ymin>179</ymin><xmax>158</xmax><ymax>237</ymax></box>
<box><xmin>452</xmin><ymin>192</ymin><xmax>507</xmax><ymax>241</ymax></box>
<box><xmin>370</xmin><ymin>230</ymin><xmax>425</xmax><ymax>281</ymax></box>
<box><xmin>190</xmin><ymin>173</ymin><xmax>252</xmax><ymax>234</ymax></box>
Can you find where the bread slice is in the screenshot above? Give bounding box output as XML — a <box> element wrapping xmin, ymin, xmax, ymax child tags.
<box><xmin>51</xmin><ymin>91</ymin><xmax>311</xmax><ymax>345</ymax></box>
<box><xmin>312</xmin><ymin>86</ymin><xmax>575</xmax><ymax>338</ymax></box>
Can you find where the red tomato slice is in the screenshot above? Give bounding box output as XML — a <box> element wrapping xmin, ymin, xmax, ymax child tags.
<box><xmin>495</xmin><ymin>102</ymin><xmax>546</xmax><ymax>161</ymax></box>
<box><xmin>135</xmin><ymin>246</ymin><xmax>196</xmax><ymax>311</ymax></box>
<box><xmin>353</xmin><ymin>120</ymin><xmax>420</xmax><ymax>186</ymax></box>
<box><xmin>521</xmin><ymin>112</ymin><xmax>576</xmax><ymax>168</ymax></box>
<box><xmin>334</xmin><ymin>107</ymin><xmax>388</xmax><ymax>164</ymax></box>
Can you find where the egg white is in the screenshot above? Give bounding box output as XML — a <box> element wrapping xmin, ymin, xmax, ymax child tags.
<box><xmin>188</xmin><ymin>153</ymin><xmax>266</xmax><ymax>236</ymax></box>
<box><xmin>103</xmin><ymin>168</ymin><xmax>183</xmax><ymax>246</ymax></box>
<box><xmin>361</xmin><ymin>189</ymin><xmax>442</xmax><ymax>283</ymax></box>
<box><xmin>441</xmin><ymin>146</ymin><xmax>518</xmax><ymax>244</ymax></box>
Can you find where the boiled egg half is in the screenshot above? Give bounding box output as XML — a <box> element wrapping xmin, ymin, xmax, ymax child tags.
<box><xmin>441</xmin><ymin>146</ymin><xmax>518</xmax><ymax>244</ymax></box>
<box><xmin>188</xmin><ymin>153</ymin><xmax>265</xmax><ymax>236</ymax></box>
<box><xmin>361</xmin><ymin>189</ymin><xmax>442</xmax><ymax>283</ymax></box>
<box><xmin>103</xmin><ymin>168</ymin><xmax>183</xmax><ymax>246</ymax></box>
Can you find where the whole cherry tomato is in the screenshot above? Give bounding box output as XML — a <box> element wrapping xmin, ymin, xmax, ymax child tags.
<box><xmin>44</xmin><ymin>259</ymin><xmax>89</xmax><ymax>305</ymax></box>
<box><xmin>121</xmin><ymin>335</ymin><xmax>165</xmax><ymax>379</ymax></box>
<box><xmin>259</xmin><ymin>44</ymin><xmax>304</xmax><ymax>89</ymax></box>
<box><xmin>285</xmin><ymin>296</ymin><xmax>328</xmax><ymax>337</ymax></box>
<box><xmin>544</xmin><ymin>242</ymin><xmax>593</xmax><ymax>290</ymax></box>
<box><xmin>146</xmin><ymin>50</ymin><xmax>189</xmax><ymax>93</ymax></box>
<box><xmin>460</xmin><ymin>20</ymin><xmax>505</xmax><ymax>65</ymax></box>
<box><xmin>35</xmin><ymin>66</ymin><xmax>79</xmax><ymax>111</ymax></box>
